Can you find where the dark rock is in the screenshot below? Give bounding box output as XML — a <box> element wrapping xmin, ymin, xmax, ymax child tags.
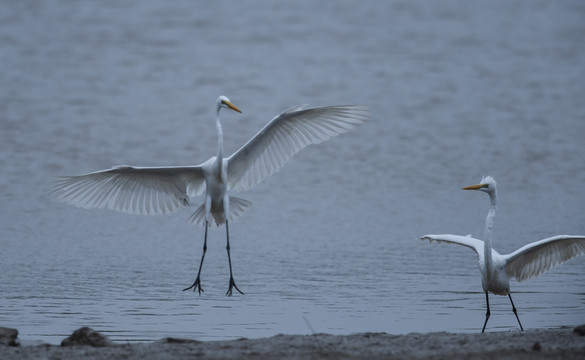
<box><xmin>0</xmin><ymin>327</ymin><xmax>19</xmax><ymax>346</ymax></box>
<box><xmin>159</xmin><ymin>337</ymin><xmax>202</xmax><ymax>344</ymax></box>
<box><xmin>573</xmin><ymin>324</ymin><xmax>585</xmax><ymax>336</ymax></box>
<box><xmin>532</xmin><ymin>341</ymin><xmax>541</xmax><ymax>351</ymax></box>
<box><xmin>61</xmin><ymin>326</ymin><xmax>113</xmax><ymax>347</ymax></box>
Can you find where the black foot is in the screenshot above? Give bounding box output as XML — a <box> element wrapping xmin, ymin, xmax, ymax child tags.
<box><xmin>183</xmin><ymin>277</ymin><xmax>204</xmax><ymax>295</ymax></box>
<box><xmin>226</xmin><ymin>276</ymin><xmax>244</xmax><ymax>296</ymax></box>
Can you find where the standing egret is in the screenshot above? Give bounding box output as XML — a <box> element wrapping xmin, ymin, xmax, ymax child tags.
<box><xmin>52</xmin><ymin>96</ymin><xmax>369</xmax><ymax>296</ymax></box>
<box><xmin>420</xmin><ymin>176</ymin><xmax>585</xmax><ymax>332</ymax></box>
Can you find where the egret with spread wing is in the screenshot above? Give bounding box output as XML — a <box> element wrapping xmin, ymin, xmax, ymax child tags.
<box><xmin>420</xmin><ymin>176</ymin><xmax>585</xmax><ymax>332</ymax></box>
<box><xmin>52</xmin><ymin>96</ymin><xmax>369</xmax><ymax>296</ymax></box>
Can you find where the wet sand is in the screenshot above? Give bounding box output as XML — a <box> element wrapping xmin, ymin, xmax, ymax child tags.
<box><xmin>2</xmin><ymin>327</ymin><xmax>584</xmax><ymax>360</ymax></box>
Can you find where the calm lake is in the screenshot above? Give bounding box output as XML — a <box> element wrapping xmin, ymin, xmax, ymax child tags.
<box><xmin>1</xmin><ymin>0</ymin><xmax>584</xmax><ymax>344</ymax></box>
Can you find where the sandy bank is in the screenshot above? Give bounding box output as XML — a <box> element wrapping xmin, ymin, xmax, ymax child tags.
<box><xmin>1</xmin><ymin>326</ymin><xmax>585</xmax><ymax>360</ymax></box>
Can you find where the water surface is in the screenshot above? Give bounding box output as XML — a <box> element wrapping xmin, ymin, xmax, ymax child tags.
<box><xmin>1</xmin><ymin>0</ymin><xmax>584</xmax><ymax>344</ymax></box>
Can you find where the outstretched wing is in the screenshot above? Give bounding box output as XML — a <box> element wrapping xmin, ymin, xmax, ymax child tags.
<box><xmin>503</xmin><ymin>235</ymin><xmax>585</xmax><ymax>282</ymax></box>
<box><xmin>227</xmin><ymin>105</ymin><xmax>369</xmax><ymax>192</ymax></box>
<box><xmin>51</xmin><ymin>165</ymin><xmax>206</xmax><ymax>215</ymax></box>
<box><xmin>420</xmin><ymin>234</ymin><xmax>485</xmax><ymax>257</ymax></box>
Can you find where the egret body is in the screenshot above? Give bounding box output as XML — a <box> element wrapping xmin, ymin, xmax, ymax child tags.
<box><xmin>52</xmin><ymin>96</ymin><xmax>369</xmax><ymax>296</ymax></box>
<box><xmin>420</xmin><ymin>176</ymin><xmax>585</xmax><ymax>332</ymax></box>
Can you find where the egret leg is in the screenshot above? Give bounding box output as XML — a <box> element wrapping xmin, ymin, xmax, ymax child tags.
<box><xmin>508</xmin><ymin>293</ymin><xmax>524</xmax><ymax>331</ymax></box>
<box><xmin>481</xmin><ymin>292</ymin><xmax>490</xmax><ymax>333</ymax></box>
<box><xmin>225</xmin><ymin>220</ymin><xmax>244</xmax><ymax>296</ymax></box>
<box><xmin>183</xmin><ymin>220</ymin><xmax>208</xmax><ymax>294</ymax></box>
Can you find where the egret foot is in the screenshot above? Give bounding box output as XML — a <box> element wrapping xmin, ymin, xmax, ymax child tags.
<box><xmin>226</xmin><ymin>276</ymin><xmax>244</xmax><ymax>296</ymax></box>
<box><xmin>183</xmin><ymin>277</ymin><xmax>204</xmax><ymax>295</ymax></box>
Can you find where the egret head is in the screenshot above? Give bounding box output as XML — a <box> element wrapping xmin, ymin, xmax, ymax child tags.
<box><xmin>462</xmin><ymin>176</ymin><xmax>497</xmax><ymax>194</ymax></box>
<box><xmin>216</xmin><ymin>95</ymin><xmax>242</xmax><ymax>114</ymax></box>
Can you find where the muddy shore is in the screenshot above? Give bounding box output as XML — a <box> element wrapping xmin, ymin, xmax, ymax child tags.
<box><xmin>1</xmin><ymin>326</ymin><xmax>584</xmax><ymax>360</ymax></box>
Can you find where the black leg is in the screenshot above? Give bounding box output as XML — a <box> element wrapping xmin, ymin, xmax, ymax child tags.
<box><xmin>481</xmin><ymin>292</ymin><xmax>490</xmax><ymax>333</ymax></box>
<box><xmin>183</xmin><ymin>220</ymin><xmax>208</xmax><ymax>294</ymax></box>
<box><xmin>225</xmin><ymin>220</ymin><xmax>244</xmax><ymax>296</ymax></box>
<box><xmin>508</xmin><ymin>293</ymin><xmax>524</xmax><ymax>331</ymax></box>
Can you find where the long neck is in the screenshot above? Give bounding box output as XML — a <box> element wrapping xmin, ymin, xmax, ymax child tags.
<box><xmin>483</xmin><ymin>190</ymin><xmax>497</xmax><ymax>270</ymax></box>
<box><xmin>215</xmin><ymin>110</ymin><xmax>224</xmax><ymax>162</ymax></box>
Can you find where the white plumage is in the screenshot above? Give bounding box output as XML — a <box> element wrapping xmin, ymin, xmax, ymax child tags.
<box><xmin>53</xmin><ymin>166</ymin><xmax>203</xmax><ymax>215</ymax></box>
<box><xmin>505</xmin><ymin>235</ymin><xmax>585</xmax><ymax>282</ymax></box>
<box><xmin>421</xmin><ymin>234</ymin><xmax>585</xmax><ymax>284</ymax></box>
<box><xmin>52</xmin><ymin>104</ymin><xmax>368</xmax><ymax>222</ymax></box>
<box><xmin>420</xmin><ymin>176</ymin><xmax>585</xmax><ymax>332</ymax></box>
<box><xmin>52</xmin><ymin>95</ymin><xmax>369</xmax><ymax>296</ymax></box>
<box><xmin>227</xmin><ymin>104</ymin><xmax>367</xmax><ymax>192</ymax></box>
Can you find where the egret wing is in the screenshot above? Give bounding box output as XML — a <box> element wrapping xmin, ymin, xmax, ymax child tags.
<box><xmin>420</xmin><ymin>234</ymin><xmax>485</xmax><ymax>255</ymax></box>
<box><xmin>227</xmin><ymin>105</ymin><xmax>369</xmax><ymax>192</ymax></box>
<box><xmin>51</xmin><ymin>165</ymin><xmax>205</xmax><ymax>215</ymax></box>
<box><xmin>503</xmin><ymin>235</ymin><xmax>585</xmax><ymax>282</ymax></box>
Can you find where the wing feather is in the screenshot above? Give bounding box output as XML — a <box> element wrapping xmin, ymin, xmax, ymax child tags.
<box><xmin>420</xmin><ymin>234</ymin><xmax>485</xmax><ymax>256</ymax></box>
<box><xmin>503</xmin><ymin>235</ymin><xmax>585</xmax><ymax>282</ymax></box>
<box><xmin>51</xmin><ymin>165</ymin><xmax>205</xmax><ymax>215</ymax></box>
<box><xmin>227</xmin><ymin>105</ymin><xmax>369</xmax><ymax>192</ymax></box>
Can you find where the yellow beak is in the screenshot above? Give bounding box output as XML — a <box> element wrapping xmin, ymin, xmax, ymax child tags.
<box><xmin>223</xmin><ymin>100</ymin><xmax>242</xmax><ymax>113</ymax></box>
<box><xmin>462</xmin><ymin>183</ymin><xmax>488</xmax><ymax>191</ymax></box>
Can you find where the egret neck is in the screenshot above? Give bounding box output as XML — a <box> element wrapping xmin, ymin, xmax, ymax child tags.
<box><xmin>215</xmin><ymin>105</ymin><xmax>224</xmax><ymax>166</ymax></box>
<box><xmin>483</xmin><ymin>188</ymin><xmax>497</xmax><ymax>276</ymax></box>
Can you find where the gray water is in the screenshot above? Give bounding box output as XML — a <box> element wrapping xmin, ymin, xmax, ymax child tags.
<box><xmin>1</xmin><ymin>0</ymin><xmax>585</xmax><ymax>345</ymax></box>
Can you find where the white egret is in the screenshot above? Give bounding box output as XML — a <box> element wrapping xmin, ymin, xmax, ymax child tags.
<box><xmin>420</xmin><ymin>176</ymin><xmax>585</xmax><ymax>332</ymax></box>
<box><xmin>52</xmin><ymin>95</ymin><xmax>369</xmax><ymax>296</ymax></box>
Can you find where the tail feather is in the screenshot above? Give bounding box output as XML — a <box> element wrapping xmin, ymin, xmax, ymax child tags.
<box><xmin>189</xmin><ymin>203</ymin><xmax>207</xmax><ymax>226</ymax></box>
<box><xmin>229</xmin><ymin>196</ymin><xmax>252</xmax><ymax>222</ymax></box>
<box><xmin>188</xmin><ymin>196</ymin><xmax>252</xmax><ymax>227</ymax></box>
